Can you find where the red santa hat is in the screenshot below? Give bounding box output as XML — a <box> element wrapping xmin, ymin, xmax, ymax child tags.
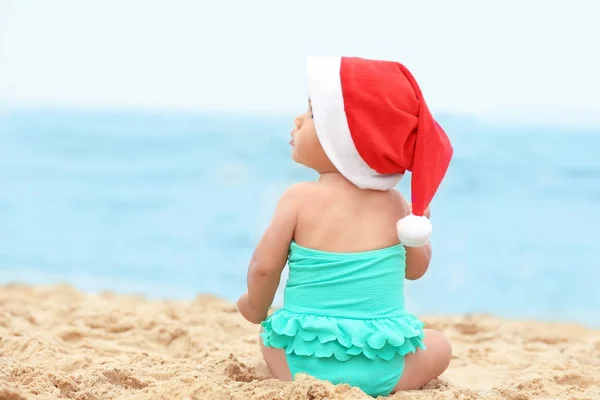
<box><xmin>306</xmin><ymin>56</ymin><xmax>453</xmax><ymax>247</ymax></box>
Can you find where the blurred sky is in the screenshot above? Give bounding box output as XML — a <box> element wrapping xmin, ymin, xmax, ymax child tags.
<box><xmin>1</xmin><ymin>0</ymin><xmax>599</xmax><ymax>125</ymax></box>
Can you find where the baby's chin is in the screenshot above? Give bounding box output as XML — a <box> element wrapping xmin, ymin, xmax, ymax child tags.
<box><xmin>291</xmin><ymin>148</ymin><xmax>302</xmax><ymax>164</ymax></box>
<box><xmin>293</xmin><ymin>152</ymin><xmax>332</xmax><ymax>174</ymax></box>
<box><xmin>292</xmin><ymin>149</ymin><xmax>312</xmax><ymax>169</ymax></box>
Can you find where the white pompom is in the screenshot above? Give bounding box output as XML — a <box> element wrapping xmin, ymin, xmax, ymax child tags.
<box><xmin>397</xmin><ymin>214</ymin><xmax>432</xmax><ymax>247</ymax></box>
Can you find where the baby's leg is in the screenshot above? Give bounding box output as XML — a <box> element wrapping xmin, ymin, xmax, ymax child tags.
<box><xmin>259</xmin><ymin>328</ymin><xmax>292</xmax><ymax>381</ymax></box>
<box><xmin>393</xmin><ymin>329</ymin><xmax>452</xmax><ymax>391</ymax></box>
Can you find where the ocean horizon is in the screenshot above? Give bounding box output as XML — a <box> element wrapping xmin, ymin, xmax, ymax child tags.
<box><xmin>1</xmin><ymin>109</ymin><xmax>599</xmax><ymax>327</ymax></box>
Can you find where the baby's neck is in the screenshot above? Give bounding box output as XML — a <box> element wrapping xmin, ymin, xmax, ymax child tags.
<box><xmin>318</xmin><ymin>171</ymin><xmax>351</xmax><ymax>185</ymax></box>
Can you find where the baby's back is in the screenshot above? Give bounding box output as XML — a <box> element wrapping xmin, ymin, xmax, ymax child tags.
<box><xmin>293</xmin><ymin>177</ymin><xmax>409</xmax><ymax>252</ymax></box>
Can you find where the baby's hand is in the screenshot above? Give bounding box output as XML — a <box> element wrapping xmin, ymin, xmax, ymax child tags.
<box><xmin>237</xmin><ymin>292</ymin><xmax>268</xmax><ymax>324</ymax></box>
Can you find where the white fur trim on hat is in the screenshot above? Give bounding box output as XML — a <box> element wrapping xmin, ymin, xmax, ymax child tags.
<box><xmin>396</xmin><ymin>214</ymin><xmax>432</xmax><ymax>247</ymax></box>
<box><xmin>306</xmin><ymin>56</ymin><xmax>403</xmax><ymax>191</ymax></box>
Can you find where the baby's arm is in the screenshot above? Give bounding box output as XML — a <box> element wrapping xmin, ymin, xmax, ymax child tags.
<box><xmin>237</xmin><ymin>185</ymin><xmax>300</xmax><ymax>324</ymax></box>
<box><xmin>405</xmin><ymin>241</ymin><xmax>432</xmax><ymax>280</ymax></box>
<box><xmin>401</xmin><ymin>197</ymin><xmax>432</xmax><ymax>280</ymax></box>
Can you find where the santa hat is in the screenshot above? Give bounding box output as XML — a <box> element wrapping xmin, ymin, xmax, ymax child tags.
<box><xmin>306</xmin><ymin>56</ymin><xmax>453</xmax><ymax>247</ymax></box>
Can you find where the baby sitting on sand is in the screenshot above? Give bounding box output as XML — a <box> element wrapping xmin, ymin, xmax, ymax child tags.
<box><xmin>237</xmin><ymin>56</ymin><xmax>454</xmax><ymax>397</ymax></box>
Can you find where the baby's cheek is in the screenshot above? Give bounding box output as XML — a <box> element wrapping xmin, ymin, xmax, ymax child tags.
<box><xmin>293</xmin><ymin>135</ymin><xmax>303</xmax><ymax>151</ymax></box>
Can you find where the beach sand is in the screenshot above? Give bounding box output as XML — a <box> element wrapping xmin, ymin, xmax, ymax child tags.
<box><xmin>1</xmin><ymin>284</ymin><xmax>599</xmax><ymax>400</ymax></box>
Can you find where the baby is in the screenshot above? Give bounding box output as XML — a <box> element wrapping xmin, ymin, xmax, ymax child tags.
<box><xmin>237</xmin><ymin>56</ymin><xmax>453</xmax><ymax>397</ymax></box>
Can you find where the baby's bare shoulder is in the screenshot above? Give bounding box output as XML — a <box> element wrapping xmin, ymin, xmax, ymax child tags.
<box><xmin>390</xmin><ymin>188</ymin><xmax>407</xmax><ymax>204</ymax></box>
<box><xmin>268</xmin><ymin>183</ymin><xmax>317</xmax><ymax>224</ymax></box>
<box><xmin>390</xmin><ymin>188</ymin><xmax>410</xmax><ymax>215</ymax></box>
<box><xmin>279</xmin><ymin>182</ymin><xmax>320</xmax><ymax>205</ymax></box>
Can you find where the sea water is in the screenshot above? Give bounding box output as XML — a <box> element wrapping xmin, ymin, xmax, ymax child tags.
<box><xmin>1</xmin><ymin>110</ymin><xmax>599</xmax><ymax>326</ymax></box>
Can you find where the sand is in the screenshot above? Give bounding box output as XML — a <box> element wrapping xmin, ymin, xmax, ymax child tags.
<box><xmin>1</xmin><ymin>284</ymin><xmax>599</xmax><ymax>400</ymax></box>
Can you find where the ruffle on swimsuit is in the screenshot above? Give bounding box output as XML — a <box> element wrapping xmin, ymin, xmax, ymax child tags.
<box><xmin>262</xmin><ymin>310</ymin><xmax>425</xmax><ymax>361</ymax></box>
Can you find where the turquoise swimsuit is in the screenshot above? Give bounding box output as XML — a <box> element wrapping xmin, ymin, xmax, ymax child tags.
<box><xmin>261</xmin><ymin>241</ymin><xmax>426</xmax><ymax>397</ymax></box>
